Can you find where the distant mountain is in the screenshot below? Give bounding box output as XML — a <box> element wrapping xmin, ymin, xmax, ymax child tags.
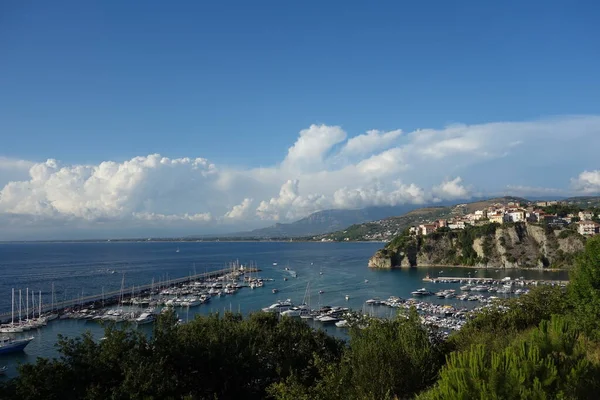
<box><xmin>216</xmin><ymin>206</ymin><xmax>423</xmax><ymax>238</ymax></box>
<box><xmin>197</xmin><ymin>200</ymin><xmax>475</xmax><ymax>239</ymax></box>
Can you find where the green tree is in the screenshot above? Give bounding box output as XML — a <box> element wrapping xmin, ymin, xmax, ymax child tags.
<box><xmin>270</xmin><ymin>310</ymin><xmax>447</xmax><ymax>400</ymax></box>
<box><xmin>420</xmin><ymin>316</ymin><xmax>600</xmax><ymax>400</ymax></box>
<box><xmin>569</xmin><ymin>235</ymin><xmax>600</xmax><ymax>338</ymax></box>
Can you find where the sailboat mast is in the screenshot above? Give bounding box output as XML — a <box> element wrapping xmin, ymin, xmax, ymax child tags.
<box><xmin>11</xmin><ymin>288</ymin><xmax>14</xmax><ymax>325</ymax></box>
<box><xmin>39</xmin><ymin>291</ymin><xmax>42</xmax><ymax>318</ymax></box>
<box><xmin>26</xmin><ymin>287</ymin><xmax>29</xmax><ymax>321</ymax></box>
<box><xmin>18</xmin><ymin>290</ymin><xmax>22</xmax><ymax>323</ymax></box>
<box><xmin>51</xmin><ymin>282</ymin><xmax>55</xmax><ymax>313</ymax></box>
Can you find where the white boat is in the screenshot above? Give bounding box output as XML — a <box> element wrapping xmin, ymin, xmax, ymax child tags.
<box><xmin>272</xmin><ymin>289</ymin><xmax>279</xmax><ymax>294</ymax></box>
<box><xmin>316</xmin><ymin>315</ymin><xmax>339</xmax><ymax>323</ymax></box>
<box><xmin>262</xmin><ymin>299</ymin><xmax>293</xmax><ymax>313</ymax></box>
<box><xmin>135</xmin><ymin>311</ymin><xmax>156</xmax><ymax>325</ymax></box>
<box><xmin>411</xmin><ymin>288</ymin><xmax>433</xmax><ymax>296</ymax></box>
<box><xmin>345</xmin><ymin>295</ymin><xmax>350</xmax><ymax>301</ymax></box>
<box><xmin>280</xmin><ymin>304</ymin><xmax>310</xmax><ymax>317</ymax></box>
<box><xmin>335</xmin><ymin>319</ymin><xmax>349</xmax><ymax>328</ymax></box>
<box><xmin>0</xmin><ymin>365</ymin><xmax>6</xmax><ymax>375</ymax></box>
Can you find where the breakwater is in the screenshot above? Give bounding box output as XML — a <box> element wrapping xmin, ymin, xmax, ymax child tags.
<box><xmin>0</xmin><ymin>267</ymin><xmax>259</xmax><ymax>324</ymax></box>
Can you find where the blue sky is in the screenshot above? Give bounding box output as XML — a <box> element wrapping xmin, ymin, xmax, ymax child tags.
<box><xmin>1</xmin><ymin>1</ymin><xmax>600</xmax><ymax>239</ymax></box>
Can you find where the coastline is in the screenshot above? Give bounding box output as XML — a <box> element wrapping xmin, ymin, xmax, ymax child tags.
<box><xmin>374</xmin><ymin>264</ymin><xmax>569</xmax><ymax>272</ymax></box>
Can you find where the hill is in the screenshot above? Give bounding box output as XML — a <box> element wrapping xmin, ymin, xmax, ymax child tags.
<box><xmin>206</xmin><ymin>204</ymin><xmax>435</xmax><ymax>239</ymax></box>
<box><xmin>368</xmin><ymin>221</ymin><xmax>585</xmax><ymax>269</ymax></box>
<box><xmin>313</xmin><ymin>196</ymin><xmax>528</xmax><ymax>242</ymax></box>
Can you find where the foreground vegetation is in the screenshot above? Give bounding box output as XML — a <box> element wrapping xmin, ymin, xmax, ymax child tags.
<box><xmin>4</xmin><ymin>236</ymin><xmax>600</xmax><ymax>399</ymax></box>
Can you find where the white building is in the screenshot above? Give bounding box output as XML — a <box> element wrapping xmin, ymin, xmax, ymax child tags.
<box><xmin>506</xmin><ymin>209</ymin><xmax>526</xmax><ymax>223</ymax></box>
<box><xmin>578</xmin><ymin>221</ymin><xmax>600</xmax><ymax>236</ymax></box>
<box><xmin>579</xmin><ymin>211</ymin><xmax>594</xmax><ymax>221</ymax></box>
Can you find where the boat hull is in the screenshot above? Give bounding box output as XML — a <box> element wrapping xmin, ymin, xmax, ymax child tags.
<box><xmin>0</xmin><ymin>338</ymin><xmax>33</xmax><ymax>354</ymax></box>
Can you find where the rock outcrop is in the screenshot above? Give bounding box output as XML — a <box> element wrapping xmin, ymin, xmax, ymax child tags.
<box><xmin>369</xmin><ymin>223</ymin><xmax>585</xmax><ymax>269</ymax></box>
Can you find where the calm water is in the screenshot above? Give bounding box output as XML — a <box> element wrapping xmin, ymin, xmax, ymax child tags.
<box><xmin>0</xmin><ymin>241</ymin><xmax>569</xmax><ymax>379</ymax></box>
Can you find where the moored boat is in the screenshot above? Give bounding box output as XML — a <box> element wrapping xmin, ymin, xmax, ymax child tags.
<box><xmin>0</xmin><ymin>336</ymin><xmax>34</xmax><ymax>355</ymax></box>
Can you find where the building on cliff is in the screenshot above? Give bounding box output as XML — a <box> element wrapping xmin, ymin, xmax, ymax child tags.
<box><xmin>577</xmin><ymin>220</ymin><xmax>600</xmax><ymax>236</ymax></box>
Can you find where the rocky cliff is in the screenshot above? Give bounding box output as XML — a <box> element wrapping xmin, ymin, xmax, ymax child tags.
<box><xmin>368</xmin><ymin>223</ymin><xmax>585</xmax><ymax>269</ymax></box>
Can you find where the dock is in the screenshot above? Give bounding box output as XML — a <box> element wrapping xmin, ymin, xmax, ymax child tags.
<box><xmin>0</xmin><ymin>267</ymin><xmax>259</xmax><ymax>324</ymax></box>
<box><xmin>422</xmin><ymin>275</ymin><xmax>568</xmax><ymax>286</ymax></box>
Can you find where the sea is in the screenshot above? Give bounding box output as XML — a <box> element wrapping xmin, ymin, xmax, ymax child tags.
<box><xmin>0</xmin><ymin>241</ymin><xmax>570</xmax><ymax>379</ymax></box>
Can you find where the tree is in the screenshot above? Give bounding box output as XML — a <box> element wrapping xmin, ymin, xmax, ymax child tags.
<box><xmin>270</xmin><ymin>310</ymin><xmax>447</xmax><ymax>400</ymax></box>
<box><xmin>6</xmin><ymin>312</ymin><xmax>343</xmax><ymax>400</ymax></box>
<box><xmin>419</xmin><ymin>316</ymin><xmax>600</xmax><ymax>399</ymax></box>
<box><xmin>569</xmin><ymin>235</ymin><xmax>600</xmax><ymax>338</ymax></box>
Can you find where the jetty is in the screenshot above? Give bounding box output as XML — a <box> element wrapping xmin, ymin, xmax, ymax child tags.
<box><xmin>422</xmin><ymin>274</ymin><xmax>568</xmax><ymax>287</ymax></box>
<box><xmin>0</xmin><ymin>266</ymin><xmax>260</xmax><ymax>324</ymax></box>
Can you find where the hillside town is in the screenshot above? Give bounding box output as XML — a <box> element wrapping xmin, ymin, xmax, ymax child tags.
<box><xmin>316</xmin><ymin>199</ymin><xmax>600</xmax><ymax>242</ymax></box>
<box><xmin>411</xmin><ymin>201</ymin><xmax>600</xmax><ymax>238</ymax></box>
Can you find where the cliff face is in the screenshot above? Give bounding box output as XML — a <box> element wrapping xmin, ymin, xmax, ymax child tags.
<box><xmin>369</xmin><ymin>223</ymin><xmax>585</xmax><ymax>269</ymax></box>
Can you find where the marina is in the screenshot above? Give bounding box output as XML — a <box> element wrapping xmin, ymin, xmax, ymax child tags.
<box><xmin>0</xmin><ymin>241</ymin><xmax>570</xmax><ymax>379</ymax></box>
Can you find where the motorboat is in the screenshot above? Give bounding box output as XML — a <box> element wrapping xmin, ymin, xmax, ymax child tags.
<box><xmin>411</xmin><ymin>288</ymin><xmax>433</xmax><ymax>296</ymax></box>
<box><xmin>335</xmin><ymin>320</ymin><xmax>349</xmax><ymax>328</ymax></box>
<box><xmin>280</xmin><ymin>304</ymin><xmax>310</xmax><ymax>317</ymax></box>
<box><xmin>135</xmin><ymin>311</ymin><xmax>156</xmax><ymax>325</ymax></box>
<box><xmin>0</xmin><ymin>365</ymin><xmax>6</xmax><ymax>375</ymax></box>
<box><xmin>0</xmin><ymin>336</ymin><xmax>34</xmax><ymax>355</ymax></box>
<box><xmin>316</xmin><ymin>315</ymin><xmax>339</xmax><ymax>324</ymax></box>
<box><xmin>262</xmin><ymin>299</ymin><xmax>293</xmax><ymax>313</ymax></box>
<box><xmin>272</xmin><ymin>289</ymin><xmax>279</xmax><ymax>294</ymax></box>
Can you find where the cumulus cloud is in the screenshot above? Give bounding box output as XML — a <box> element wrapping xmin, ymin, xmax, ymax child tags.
<box><xmin>339</xmin><ymin>129</ymin><xmax>402</xmax><ymax>157</ymax></box>
<box><xmin>432</xmin><ymin>177</ymin><xmax>470</xmax><ymax>200</ymax></box>
<box><xmin>282</xmin><ymin>124</ymin><xmax>346</xmax><ymax>171</ymax></box>
<box><xmin>333</xmin><ymin>182</ymin><xmax>427</xmax><ymax>209</ymax></box>
<box><xmin>224</xmin><ymin>198</ymin><xmax>253</xmax><ymax>220</ymax></box>
<box><xmin>572</xmin><ymin>170</ymin><xmax>600</xmax><ymax>194</ymax></box>
<box><xmin>2</xmin><ymin>115</ymin><xmax>600</xmax><ymax>238</ymax></box>
<box><xmin>255</xmin><ymin>180</ymin><xmax>328</xmax><ymax>221</ymax></box>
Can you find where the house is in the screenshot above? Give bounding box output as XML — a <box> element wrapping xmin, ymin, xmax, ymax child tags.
<box><xmin>489</xmin><ymin>212</ymin><xmax>505</xmax><ymax>224</ymax></box>
<box><xmin>409</xmin><ymin>226</ymin><xmax>419</xmax><ymax>235</ymax></box>
<box><xmin>577</xmin><ymin>221</ymin><xmax>600</xmax><ymax>236</ymax></box>
<box><xmin>436</xmin><ymin>219</ymin><xmax>448</xmax><ymax>228</ymax></box>
<box><xmin>506</xmin><ymin>209</ymin><xmax>526</xmax><ymax>223</ymax></box>
<box><xmin>420</xmin><ymin>224</ymin><xmax>437</xmax><ymax>236</ymax></box>
<box><xmin>473</xmin><ymin>210</ymin><xmax>487</xmax><ymax>220</ymax></box>
<box><xmin>448</xmin><ymin>220</ymin><xmax>466</xmax><ymax>230</ymax></box>
<box><xmin>579</xmin><ymin>211</ymin><xmax>594</xmax><ymax>221</ymax></box>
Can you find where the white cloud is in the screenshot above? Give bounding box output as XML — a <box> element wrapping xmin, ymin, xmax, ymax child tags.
<box><xmin>572</xmin><ymin>170</ymin><xmax>600</xmax><ymax>194</ymax></box>
<box><xmin>339</xmin><ymin>129</ymin><xmax>402</xmax><ymax>157</ymax></box>
<box><xmin>433</xmin><ymin>177</ymin><xmax>470</xmax><ymax>199</ymax></box>
<box><xmin>2</xmin><ymin>115</ymin><xmax>600</xmax><ymax>238</ymax></box>
<box><xmin>333</xmin><ymin>182</ymin><xmax>427</xmax><ymax>209</ymax></box>
<box><xmin>504</xmin><ymin>185</ymin><xmax>566</xmax><ymax>196</ymax></box>
<box><xmin>255</xmin><ymin>180</ymin><xmax>328</xmax><ymax>221</ymax></box>
<box><xmin>224</xmin><ymin>198</ymin><xmax>253</xmax><ymax>220</ymax></box>
<box><xmin>282</xmin><ymin>124</ymin><xmax>346</xmax><ymax>172</ymax></box>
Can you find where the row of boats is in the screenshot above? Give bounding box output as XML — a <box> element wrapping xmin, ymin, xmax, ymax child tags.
<box><xmin>410</xmin><ymin>284</ymin><xmax>531</xmax><ymax>299</ymax></box>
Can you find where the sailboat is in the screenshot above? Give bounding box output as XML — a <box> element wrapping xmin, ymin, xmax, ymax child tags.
<box><xmin>299</xmin><ymin>282</ymin><xmax>313</xmax><ymax>319</ymax></box>
<box><xmin>45</xmin><ymin>283</ymin><xmax>58</xmax><ymax>321</ymax></box>
<box><xmin>0</xmin><ymin>289</ymin><xmax>23</xmax><ymax>333</ymax></box>
<box><xmin>175</xmin><ymin>247</ymin><xmax>180</xmax><ymax>253</ymax></box>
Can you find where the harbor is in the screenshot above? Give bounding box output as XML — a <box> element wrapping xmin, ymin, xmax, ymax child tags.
<box><xmin>0</xmin><ymin>241</ymin><xmax>571</xmax><ymax>379</ymax></box>
<box><xmin>0</xmin><ymin>262</ymin><xmax>262</xmax><ymax>328</ymax></box>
